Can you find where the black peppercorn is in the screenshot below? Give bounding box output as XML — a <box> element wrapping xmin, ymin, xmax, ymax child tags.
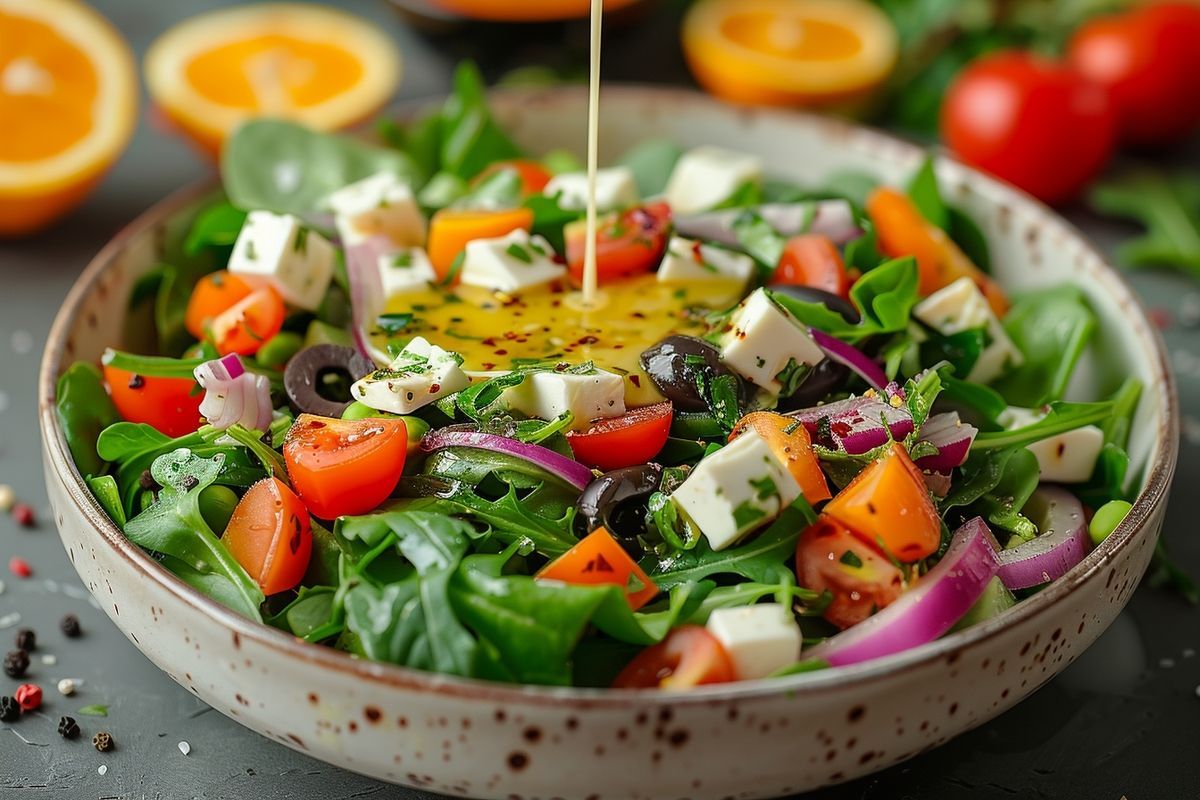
<box><xmin>0</xmin><ymin>696</ymin><xmax>19</xmax><ymax>722</ymax></box>
<box><xmin>60</xmin><ymin>614</ymin><xmax>81</xmax><ymax>638</ymax></box>
<box><xmin>14</xmin><ymin>628</ymin><xmax>35</xmax><ymax>652</ymax></box>
<box><xmin>3</xmin><ymin>649</ymin><xmax>29</xmax><ymax>678</ymax></box>
<box><xmin>57</xmin><ymin>716</ymin><xmax>79</xmax><ymax>739</ymax></box>
<box><xmin>138</xmin><ymin>470</ymin><xmax>159</xmax><ymax>491</ymax></box>
<box><xmin>92</xmin><ymin>731</ymin><xmax>114</xmax><ymax>752</ymax></box>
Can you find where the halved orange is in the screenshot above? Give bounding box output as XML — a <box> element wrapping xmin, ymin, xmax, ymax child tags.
<box><xmin>681</xmin><ymin>0</ymin><xmax>899</xmax><ymax>108</ymax></box>
<box><xmin>144</xmin><ymin>4</ymin><xmax>402</xmax><ymax>157</ymax></box>
<box><xmin>0</xmin><ymin>0</ymin><xmax>137</xmax><ymax>237</ymax></box>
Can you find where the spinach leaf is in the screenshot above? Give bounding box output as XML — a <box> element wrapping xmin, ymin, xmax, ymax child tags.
<box><xmin>939</xmin><ymin>374</ymin><xmax>1007</xmax><ymax>426</ymax></box>
<box><xmin>971</xmin><ymin>401</ymin><xmax>1112</xmax><ymax>452</ymax></box>
<box><xmin>438</xmin><ymin>62</ymin><xmax>522</xmax><ymax>180</ymax></box>
<box><xmin>907</xmin><ymin>157</ymin><xmax>949</xmax><ymax>231</ymax></box>
<box><xmin>770</xmin><ymin>256</ymin><xmax>919</xmax><ymax>343</ymax></box>
<box><xmin>124</xmin><ymin>450</ymin><xmax>264</xmax><ymax>621</ymax></box>
<box><xmin>919</xmin><ymin>328</ymin><xmax>984</xmax><ymax>380</ymax></box>
<box><xmin>947</xmin><ymin>207</ymin><xmax>991</xmax><ymax>273</ymax></box>
<box><xmin>184</xmin><ymin>200</ymin><xmax>247</xmax><ymax>256</ymax></box>
<box><xmin>86</xmin><ymin>475</ymin><xmax>126</xmax><ymax>528</ymax></box>
<box><xmin>267</xmin><ymin>586</ymin><xmax>340</xmax><ymax>641</ymax></box>
<box><xmin>56</xmin><ymin>362</ymin><xmax>121</xmax><ymax>478</ymax></box>
<box><xmin>524</xmin><ymin>194</ymin><xmax>582</xmax><ymax>254</ymax></box>
<box><xmin>1091</xmin><ymin>170</ymin><xmax>1200</xmax><ymax>277</ymax></box>
<box><xmin>970</xmin><ymin>447</ymin><xmax>1040</xmax><ymax>542</ymax></box>
<box><xmin>617</xmin><ymin>138</ymin><xmax>683</xmax><ymax>197</ymax></box>
<box><xmin>994</xmin><ymin>286</ymin><xmax>1096</xmax><ymax>407</ymax></box>
<box><xmin>1077</xmin><ymin>378</ymin><xmax>1143</xmax><ymax>507</ymax></box>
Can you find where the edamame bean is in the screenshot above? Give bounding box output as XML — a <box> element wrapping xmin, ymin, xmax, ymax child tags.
<box><xmin>1089</xmin><ymin>500</ymin><xmax>1132</xmax><ymax>546</ymax></box>
<box><xmin>198</xmin><ymin>485</ymin><xmax>240</xmax><ymax>535</ymax></box>
<box><xmin>256</xmin><ymin>331</ymin><xmax>304</xmax><ymax>368</ymax></box>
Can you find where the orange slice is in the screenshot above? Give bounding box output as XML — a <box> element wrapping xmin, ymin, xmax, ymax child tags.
<box><xmin>144</xmin><ymin>4</ymin><xmax>401</xmax><ymax>157</ymax></box>
<box><xmin>0</xmin><ymin>0</ymin><xmax>137</xmax><ymax>237</ymax></box>
<box><xmin>682</xmin><ymin>0</ymin><xmax>899</xmax><ymax>107</ymax></box>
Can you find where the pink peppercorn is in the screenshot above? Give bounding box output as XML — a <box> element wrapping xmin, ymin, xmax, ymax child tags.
<box><xmin>14</xmin><ymin>683</ymin><xmax>42</xmax><ymax>711</ymax></box>
<box><xmin>8</xmin><ymin>558</ymin><xmax>31</xmax><ymax>578</ymax></box>
<box><xmin>11</xmin><ymin>503</ymin><xmax>35</xmax><ymax>528</ymax></box>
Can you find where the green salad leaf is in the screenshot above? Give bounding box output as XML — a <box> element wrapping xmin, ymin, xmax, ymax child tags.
<box><xmin>971</xmin><ymin>401</ymin><xmax>1113</xmax><ymax>452</ymax></box>
<box><xmin>617</xmin><ymin>138</ymin><xmax>683</xmax><ymax>197</ymax></box>
<box><xmin>771</xmin><ymin>256</ymin><xmax>919</xmax><ymax>343</ymax></box>
<box><xmin>994</xmin><ymin>286</ymin><xmax>1096</xmax><ymax>407</ymax></box>
<box><xmin>1091</xmin><ymin>170</ymin><xmax>1200</xmax><ymax>277</ymax></box>
<box><xmin>436</xmin><ymin>61</ymin><xmax>523</xmax><ymax>180</ymax></box>
<box><xmin>56</xmin><ymin>362</ymin><xmax>121</xmax><ymax>478</ymax></box>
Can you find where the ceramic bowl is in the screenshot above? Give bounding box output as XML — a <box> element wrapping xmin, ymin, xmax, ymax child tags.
<box><xmin>39</xmin><ymin>87</ymin><xmax>1177</xmax><ymax>800</ymax></box>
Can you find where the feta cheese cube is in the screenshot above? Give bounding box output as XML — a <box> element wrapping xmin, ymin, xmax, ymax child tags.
<box><xmin>328</xmin><ymin>172</ymin><xmax>425</xmax><ymax>247</ymax></box>
<box><xmin>543</xmin><ymin>166</ymin><xmax>639</xmax><ymax>212</ymax></box>
<box><xmin>502</xmin><ymin>368</ymin><xmax>626</xmax><ymax>431</ymax></box>
<box><xmin>460</xmin><ymin>229</ymin><xmax>566</xmax><ymax>294</ymax></box>
<box><xmin>671</xmin><ymin>427</ymin><xmax>802</xmax><ymax>551</ymax></box>
<box><xmin>378</xmin><ymin>247</ymin><xmax>437</xmax><ymax>298</ymax></box>
<box><xmin>229</xmin><ymin>211</ymin><xmax>335</xmax><ymax>311</ymax></box>
<box><xmin>719</xmin><ymin>288</ymin><xmax>825</xmax><ymax>394</ymax></box>
<box><xmin>657</xmin><ymin>235</ymin><xmax>755</xmax><ymax>286</ymax></box>
<box><xmin>997</xmin><ymin>406</ymin><xmax>1104</xmax><ymax>483</ymax></box>
<box><xmin>706</xmin><ymin>603</ymin><xmax>802</xmax><ymax>680</ymax></box>
<box><xmin>664</xmin><ymin>146</ymin><xmax>764</xmax><ymax>215</ymax></box>
<box><xmin>913</xmin><ymin>277</ymin><xmax>1024</xmax><ymax>384</ymax></box>
<box><xmin>351</xmin><ymin>336</ymin><xmax>469</xmax><ymax>414</ymax></box>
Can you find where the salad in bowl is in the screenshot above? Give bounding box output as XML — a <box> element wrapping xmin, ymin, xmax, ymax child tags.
<box><xmin>54</xmin><ymin>65</ymin><xmax>1141</xmax><ymax>690</ymax></box>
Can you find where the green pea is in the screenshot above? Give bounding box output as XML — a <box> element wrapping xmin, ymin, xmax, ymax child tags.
<box><xmin>198</xmin><ymin>485</ymin><xmax>240</xmax><ymax>535</ymax></box>
<box><xmin>402</xmin><ymin>416</ymin><xmax>431</xmax><ymax>451</ymax></box>
<box><xmin>342</xmin><ymin>401</ymin><xmax>393</xmax><ymax>420</ymax></box>
<box><xmin>340</xmin><ymin>404</ymin><xmax>429</xmax><ymax>455</ymax></box>
<box><xmin>304</xmin><ymin>320</ymin><xmax>352</xmax><ymax>348</ymax></box>
<box><xmin>1089</xmin><ymin>500</ymin><xmax>1133</xmax><ymax>546</ymax></box>
<box><xmin>256</xmin><ymin>331</ymin><xmax>304</xmax><ymax>368</ymax></box>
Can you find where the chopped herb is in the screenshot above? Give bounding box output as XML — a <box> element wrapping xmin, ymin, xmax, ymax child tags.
<box><xmin>750</xmin><ymin>475</ymin><xmax>778</xmax><ymax>501</ymax></box>
<box><xmin>839</xmin><ymin>550</ymin><xmax>864</xmax><ymax>568</ymax></box>
<box><xmin>505</xmin><ymin>243</ymin><xmax>533</xmax><ymax>264</ymax></box>
<box><xmin>77</xmin><ymin>704</ymin><xmax>108</xmax><ymax>717</ymax></box>
<box><xmin>390</xmin><ymin>251</ymin><xmax>414</xmax><ymax>269</ymax></box>
<box><xmin>732</xmin><ymin>500</ymin><xmax>767</xmax><ymax>529</ymax></box>
<box><xmin>775</xmin><ymin>358</ymin><xmax>810</xmax><ymax>397</ymax></box>
<box><xmin>376</xmin><ymin>312</ymin><xmax>413</xmax><ymax>334</ymax></box>
<box><xmin>293</xmin><ymin>226</ymin><xmax>310</xmax><ymax>255</ymax></box>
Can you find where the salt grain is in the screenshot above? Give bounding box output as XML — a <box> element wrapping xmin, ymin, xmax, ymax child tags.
<box><xmin>0</xmin><ymin>612</ymin><xmax>20</xmax><ymax>629</ymax></box>
<box><xmin>40</xmin><ymin>654</ymin><xmax>56</xmax><ymax>666</ymax></box>
<box><xmin>97</xmin><ymin>764</ymin><xmax>107</xmax><ymax>776</ymax></box>
<box><xmin>10</xmin><ymin>330</ymin><xmax>33</xmax><ymax>355</ymax></box>
<box><xmin>178</xmin><ymin>740</ymin><xmax>191</xmax><ymax>756</ymax></box>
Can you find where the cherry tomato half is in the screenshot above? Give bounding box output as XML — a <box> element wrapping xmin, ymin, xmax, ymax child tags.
<box><xmin>565</xmin><ymin>201</ymin><xmax>672</xmax><ymax>283</ymax></box>
<box><xmin>185</xmin><ymin>271</ymin><xmax>253</xmax><ymax>341</ymax></box>
<box><xmin>210</xmin><ymin>285</ymin><xmax>285</xmax><ymax>356</ymax></box>
<box><xmin>282</xmin><ymin>413</ymin><xmax>409</xmax><ymax>519</ymax></box>
<box><xmin>769</xmin><ymin>234</ymin><xmax>849</xmax><ymax>297</ymax></box>
<box><xmin>102</xmin><ymin>364</ymin><xmax>202</xmax><ymax>438</ymax></box>
<box><xmin>612</xmin><ymin>625</ymin><xmax>736</xmax><ymax>689</ymax></box>
<box><xmin>222</xmin><ymin>477</ymin><xmax>312</xmax><ymax>595</ymax></box>
<box><xmin>567</xmin><ymin>401</ymin><xmax>673</xmax><ymax>472</ymax></box>
<box><xmin>795</xmin><ymin>514</ymin><xmax>905</xmax><ymax>630</ymax></box>
<box><xmin>472</xmin><ymin>159</ymin><xmax>554</xmax><ymax>194</ymax></box>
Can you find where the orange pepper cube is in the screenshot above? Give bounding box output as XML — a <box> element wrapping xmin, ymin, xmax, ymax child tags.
<box><xmin>729</xmin><ymin>411</ymin><xmax>832</xmax><ymax>505</ymax></box>
<box><xmin>537</xmin><ymin>528</ymin><xmax>659</xmax><ymax>610</ymax></box>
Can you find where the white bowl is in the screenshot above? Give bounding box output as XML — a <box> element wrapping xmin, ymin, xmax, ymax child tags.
<box><xmin>39</xmin><ymin>86</ymin><xmax>1177</xmax><ymax>800</ymax></box>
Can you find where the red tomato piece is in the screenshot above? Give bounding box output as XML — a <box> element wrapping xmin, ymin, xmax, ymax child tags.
<box><xmin>210</xmin><ymin>285</ymin><xmax>285</xmax><ymax>356</ymax></box>
<box><xmin>282</xmin><ymin>414</ymin><xmax>409</xmax><ymax>519</ymax></box>
<box><xmin>472</xmin><ymin>159</ymin><xmax>554</xmax><ymax>194</ymax></box>
<box><xmin>795</xmin><ymin>514</ymin><xmax>906</xmax><ymax>629</ymax></box>
<box><xmin>537</xmin><ymin>527</ymin><xmax>659</xmax><ymax>610</ymax></box>
<box><xmin>565</xmin><ymin>201</ymin><xmax>672</xmax><ymax>283</ymax></box>
<box><xmin>566</xmin><ymin>401</ymin><xmax>672</xmax><ymax>472</ymax></box>
<box><xmin>770</xmin><ymin>234</ymin><xmax>849</xmax><ymax>297</ymax></box>
<box><xmin>185</xmin><ymin>271</ymin><xmax>253</xmax><ymax>341</ymax></box>
<box><xmin>612</xmin><ymin>625</ymin><xmax>736</xmax><ymax>689</ymax></box>
<box><xmin>102</xmin><ymin>363</ymin><xmax>203</xmax><ymax>438</ymax></box>
<box><xmin>222</xmin><ymin>477</ymin><xmax>312</xmax><ymax>595</ymax></box>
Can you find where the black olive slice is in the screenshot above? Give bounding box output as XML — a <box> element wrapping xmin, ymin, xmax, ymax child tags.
<box><xmin>640</xmin><ymin>335</ymin><xmax>746</xmax><ymax>412</ymax></box>
<box><xmin>770</xmin><ymin>285</ymin><xmax>861</xmax><ymax>324</ymax></box>
<box><xmin>284</xmin><ymin>344</ymin><xmax>376</xmax><ymax>418</ymax></box>
<box><xmin>573</xmin><ymin>464</ymin><xmax>663</xmax><ymax>548</ymax></box>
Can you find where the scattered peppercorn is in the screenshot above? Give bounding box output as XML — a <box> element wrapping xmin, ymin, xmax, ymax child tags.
<box><xmin>14</xmin><ymin>628</ymin><xmax>35</xmax><ymax>652</ymax></box>
<box><xmin>93</xmin><ymin>731</ymin><xmax>114</xmax><ymax>752</ymax></box>
<box><xmin>0</xmin><ymin>696</ymin><xmax>18</xmax><ymax>722</ymax></box>
<box><xmin>60</xmin><ymin>614</ymin><xmax>81</xmax><ymax>638</ymax></box>
<box><xmin>8</xmin><ymin>557</ymin><xmax>32</xmax><ymax>579</ymax></box>
<box><xmin>137</xmin><ymin>470</ymin><xmax>159</xmax><ymax>491</ymax></box>
<box><xmin>14</xmin><ymin>683</ymin><xmax>41</xmax><ymax>711</ymax></box>
<box><xmin>11</xmin><ymin>503</ymin><xmax>35</xmax><ymax>528</ymax></box>
<box><xmin>57</xmin><ymin>678</ymin><xmax>77</xmax><ymax>696</ymax></box>
<box><xmin>57</xmin><ymin>716</ymin><xmax>80</xmax><ymax>739</ymax></box>
<box><xmin>3</xmin><ymin>649</ymin><xmax>29</xmax><ymax>678</ymax></box>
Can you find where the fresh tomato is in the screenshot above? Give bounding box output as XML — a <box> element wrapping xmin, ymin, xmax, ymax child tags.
<box><xmin>537</xmin><ymin>527</ymin><xmax>659</xmax><ymax>610</ymax></box>
<box><xmin>567</xmin><ymin>401</ymin><xmax>672</xmax><ymax>472</ymax></box>
<box><xmin>102</xmin><ymin>364</ymin><xmax>202</xmax><ymax>438</ymax></box>
<box><xmin>1068</xmin><ymin>3</ymin><xmax>1200</xmax><ymax>146</ymax></box>
<box><xmin>940</xmin><ymin>51</ymin><xmax>1116</xmax><ymax>205</ymax></box>
<box><xmin>822</xmin><ymin>442</ymin><xmax>940</xmax><ymax>562</ymax></box>
<box><xmin>729</xmin><ymin>411</ymin><xmax>831</xmax><ymax>506</ymax></box>
<box><xmin>282</xmin><ymin>413</ymin><xmax>409</xmax><ymax>519</ymax></box>
<box><xmin>222</xmin><ymin>477</ymin><xmax>312</xmax><ymax>595</ymax></box>
<box><xmin>612</xmin><ymin>625</ymin><xmax>736</xmax><ymax>689</ymax></box>
<box><xmin>185</xmin><ymin>271</ymin><xmax>253</xmax><ymax>340</ymax></box>
<box><xmin>472</xmin><ymin>159</ymin><xmax>553</xmax><ymax>194</ymax></box>
<box><xmin>795</xmin><ymin>514</ymin><xmax>905</xmax><ymax>629</ymax></box>
<box><xmin>770</xmin><ymin>234</ymin><xmax>849</xmax><ymax>297</ymax></box>
<box><xmin>427</xmin><ymin>206</ymin><xmax>535</xmax><ymax>280</ymax></box>
<box><xmin>210</xmin><ymin>285</ymin><xmax>285</xmax><ymax>356</ymax></box>
<box><xmin>565</xmin><ymin>201</ymin><xmax>672</xmax><ymax>283</ymax></box>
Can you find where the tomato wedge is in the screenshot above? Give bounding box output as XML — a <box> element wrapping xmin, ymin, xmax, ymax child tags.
<box><xmin>102</xmin><ymin>364</ymin><xmax>202</xmax><ymax>438</ymax></box>
<box><xmin>567</xmin><ymin>401</ymin><xmax>672</xmax><ymax>471</ymax></box>
<box><xmin>796</xmin><ymin>514</ymin><xmax>906</xmax><ymax>629</ymax></box>
<box><xmin>612</xmin><ymin>625</ymin><xmax>736</xmax><ymax>689</ymax></box>
<box><xmin>537</xmin><ymin>527</ymin><xmax>659</xmax><ymax>610</ymax></box>
<box><xmin>210</xmin><ymin>285</ymin><xmax>285</xmax><ymax>356</ymax></box>
<box><xmin>282</xmin><ymin>414</ymin><xmax>409</xmax><ymax>519</ymax></box>
<box><xmin>427</xmin><ymin>206</ymin><xmax>535</xmax><ymax>279</ymax></box>
<box><xmin>565</xmin><ymin>201</ymin><xmax>672</xmax><ymax>283</ymax></box>
<box><xmin>222</xmin><ymin>477</ymin><xmax>312</xmax><ymax>596</ymax></box>
<box><xmin>185</xmin><ymin>271</ymin><xmax>253</xmax><ymax>340</ymax></box>
<box><xmin>472</xmin><ymin>159</ymin><xmax>553</xmax><ymax>194</ymax></box>
<box><xmin>770</xmin><ymin>234</ymin><xmax>850</xmax><ymax>297</ymax></box>
<box><xmin>729</xmin><ymin>411</ymin><xmax>831</xmax><ymax>505</ymax></box>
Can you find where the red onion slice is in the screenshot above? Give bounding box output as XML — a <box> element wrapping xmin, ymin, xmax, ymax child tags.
<box><xmin>421</xmin><ymin>429</ymin><xmax>594</xmax><ymax>491</ymax></box>
<box><xmin>808</xmin><ymin>517</ymin><xmax>1002</xmax><ymax>667</ymax></box>
<box><xmin>345</xmin><ymin>234</ymin><xmax>392</xmax><ymax>365</ymax></box>
<box><xmin>996</xmin><ymin>486</ymin><xmax>1091</xmax><ymax>590</ymax></box>
<box><xmin>674</xmin><ymin>200</ymin><xmax>863</xmax><ymax>248</ymax></box>
<box><xmin>809</xmin><ymin>329</ymin><xmax>887</xmax><ymax>390</ymax></box>
<box><xmin>915</xmin><ymin>412</ymin><xmax>978</xmax><ymax>471</ymax></box>
<box><xmin>786</xmin><ymin>396</ymin><xmax>914</xmax><ymax>455</ymax></box>
<box><xmin>194</xmin><ymin>355</ymin><xmax>272</xmax><ymax>432</ymax></box>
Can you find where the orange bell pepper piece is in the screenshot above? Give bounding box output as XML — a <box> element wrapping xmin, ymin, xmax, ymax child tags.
<box><xmin>426</xmin><ymin>206</ymin><xmax>534</xmax><ymax>280</ymax></box>
<box><xmin>537</xmin><ymin>527</ymin><xmax>659</xmax><ymax>610</ymax></box>
<box><xmin>729</xmin><ymin>411</ymin><xmax>832</xmax><ymax>505</ymax></box>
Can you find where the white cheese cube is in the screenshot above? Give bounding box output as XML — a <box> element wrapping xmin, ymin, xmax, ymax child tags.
<box><xmin>664</xmin><ymin>146</ymin><xmax>764</xmax><ymax>215</ymax></box>
<box><xmin>706</xmin><ymin>604</ymin><xmax>802</xmax><ymax>680</ymax></box>
<box><xmin>328</xmin><ymin>172</ymin><xmax>425</xmax><ymax>247</ymax></box>
<box><xmin>543</xmin><ymin>166</ymin><xmax>639</xmax><ymax>212</ymax></box>
<box><xmin>719</xmin><ymin>288</ymin><xmax>825</xmax><ymax>394</ymax></box>
<box><xmin>460</xmin><ymin>229</ymin><xmax>566</xmax><ymax>294</ymax></box>
<box><xmin>657</xmin><ymin>235</ymin><xmax>756</xmax><ymax>287</ymax></box>
<box><xmin>351</xmin><ymin>336</ymin><xmax>469</xmax><ymax>414</ymax></box>
<box><xmin>671</xmin><ymin>428</ymin><xmax>802</xmax><ymax>551</ymax></box>
<box><xmin>502</xmin><ymin>368</ymin><xmax>626</xmax><ymax>431</ymax></box>
<box><xmin>997</xmin><ymin>406</ymin><xmax>1104</xmax><ymax>483</ymax></box>
<box><xmin>229</xmin><ymin>211</ymin><xmax>335</xmax><ymax>311</ymax></box>
<box><xmin>377</xmin><ymin>247</ymin><xmax>437</xmax><ymax>298</ymax></box>
<box><xmin>914</xmin><ymin>277</ymin><xmax>1023</xmax><ymax>384</ymax></box>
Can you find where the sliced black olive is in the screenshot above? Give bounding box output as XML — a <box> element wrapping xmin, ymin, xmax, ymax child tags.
<box><xmin>770</xmin><ymin>285</ymin><xmax>861</xmax><ymax>324</ymax></box>
<box><xmin>284</xmin><ymin>344</ymin><xmax>376</xmax><ymax>418</ymax></box>
<box><xmin>775</xmin><ymin>358</ymin><xmax>852</xmax><ymax>411</ymax></box>
<box><xmin>574</xmin><ymin>464</ymin><xmax>663</xmax><ymax>549</ymax></box>
<box><xmin>640</xmin><ymin>335</ymin><xmax>746</xmax><ymax>412</ymax></box>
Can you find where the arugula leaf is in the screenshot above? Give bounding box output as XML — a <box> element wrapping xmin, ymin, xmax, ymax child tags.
<box><xmin>994</xmin><ymin>286</ymin><xmax>1096</xmax><ymax>407</ymax></box>
<box><xmin>971</xmin><ymin>401</ymin><xmax>1113</xmax><ymax>452</ymax></box>
<box><xmin>184</xmin><ymin>200</ymin><xmax>247</xmax><ymax>256</ymax></box>
<box><xmin>267</xmin><ymin>586</ymin><xmax>340</xmax><ymax>641</ymax></box>
<box><xmin>524</xmin><ymin>194</ymin><xmax>582</xmax><ymax>254</ymax></box>
<box><xmin>439</xmin><ymin>62</ymin><xmax>523</xmax><ymax>180</ymax></box>
<box><xmin>454</xmin><ymin>166</ymin><xmax>522</xmax><ymax>210</ymax></box>
<box><xmin>1091</xmin><ymin>170</ymin><xmax>1200</xmax><ymax>277</ymax></box>
<box><xmin>617</xmin><ymin>138</ymin><xmax>683</xmax><ymax>197</ymax></box>
<box><xmin>771</xmin><ymin>256</ymin><xmax>919</xmax><ymax>343</ymax></box>
<box><xmin>907</xmin><ymin>157</ymin><xmax>949</xmax><ymax>230</ymax></box>
<box><xmin>56</xmin><ymin>362</ymin><xmax>121</xmax><ymax>478</ymax></box>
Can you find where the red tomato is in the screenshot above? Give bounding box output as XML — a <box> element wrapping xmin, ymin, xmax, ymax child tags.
<box><xmin>472</xmin><ymin>159</ymin><xmax>553</xmax><ymax>194</ymax></box>
<box><xmin>282</xmin><ymin>414</ymin><xmax>408</xmax><ymax>519</ymax></box>
<box><xmin>941</xmin><ymin>51</ymin><xmax>1116</xmax><ymax>204</ymax></box>
<box><xmin>565</xmin><ymin>201</ymin><xmax>672</xmax><ymax>283</ymax></box>
<box><xmin>1069</xmin><ymin>3</ymin><xmax>1200</xmax><ymax>146</ymax></box>
<box><xmin>185</xmin><ymin>271</ymin><xmax>253</xmax><ymax>341</ymax></box>
<box><xmin>210</xmin><ymin>286</ymin><xmax>285</xmax><ymax>356</ymax></box>
<box><xmin>770</xmin><ymin>234</ymin><xmax>849</xmax><ymax>297</ymax></box>
<box><xmin>612</xmin><ymin>625</ymin><xmax>736</xmax><ymax>689</ymax></box>
<box><xmin>537</xmin><ymin>527</ymin><xmax>659</xmax><ymax>610</ymax></box>
<box><xmin>567</xmin><ymin>401</ymin><xmax>673</xmax><ymax>471</ymax></box>
<box><xmin>795</xmin><ymin>514</ymin><xmax>906</xmax><ymax>630</ymax></box>
<box><xmin>102</xmin><ymin>364</ymin><xmax>202</xmax><ymax>438</ymax></box>
<box><xmin>222</xmin><ymin>477</ymin><xmax>312</xmax><ymax>595</ymax></box>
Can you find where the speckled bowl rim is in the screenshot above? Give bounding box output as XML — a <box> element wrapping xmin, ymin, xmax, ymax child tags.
<box><xmin>38</xmin><ymin>85</ymin><xmax>1179</xmax><ymax>709</ymax></box>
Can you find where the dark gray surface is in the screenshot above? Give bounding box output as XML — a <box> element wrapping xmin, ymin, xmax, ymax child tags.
<box><xmin>1</xmin><ymin>1</ymin><xmax>1198</xmax><ymax>797</ymax></box>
